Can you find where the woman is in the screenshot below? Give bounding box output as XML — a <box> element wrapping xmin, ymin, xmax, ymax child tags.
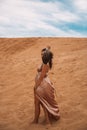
<box><xmin>33</xmin><ymin>47</ymin><xmax>60</xmax><ymax>125</ymax></box>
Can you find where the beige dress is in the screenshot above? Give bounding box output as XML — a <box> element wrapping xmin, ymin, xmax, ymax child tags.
<box><xmin>35</xmin><ymin>64</ymin><xmax>60</xmax><ymax>119</ymax></box>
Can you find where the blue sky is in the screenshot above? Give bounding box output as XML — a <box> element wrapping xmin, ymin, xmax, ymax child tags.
<box><xmin>0</xmin><ymin>0</ymin><xmax>87</xmax><ymax>37</ymax></box>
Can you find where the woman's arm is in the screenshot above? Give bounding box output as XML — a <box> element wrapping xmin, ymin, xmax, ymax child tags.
<box><xmin>35</xmin><ymin>64</ymin><xmax>49</xmax><ymax>88</ymax></box>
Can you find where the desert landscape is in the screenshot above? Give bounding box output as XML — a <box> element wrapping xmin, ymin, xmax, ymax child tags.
<box><xmin>0</xmin><ymin>38</ymin><xmax>87</xmax><ymax>130</ymax></box>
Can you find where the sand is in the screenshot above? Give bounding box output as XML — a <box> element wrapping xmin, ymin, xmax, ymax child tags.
<box><xmin>0</xmin><ymin>38</ymin><xmax>87</xmax><ymax>130</ymax></box>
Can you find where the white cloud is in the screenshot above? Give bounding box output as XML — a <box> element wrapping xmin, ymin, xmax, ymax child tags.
<box><xmin>0</xmin><ymin>0</ymin><xmax>87</xmax><ymax>37</ymax></box>
<box><xmin>0</xmin><ymin>16</ymin><xmax>10</xmax><ymax>24</ymax></box>
<box><xmin>73</xmin><ymin>0</ymin><xmax>87</xmax><ymax>13</ymax></box>
<box><xmin>0</xmin><ymin>0</ymin><xmax>79</xmax><ymax>25</ymax></box>
<box><xmin>52</xmin><ymin>11</ymin><xmax>79</xmax><ymax>23</ymax></box>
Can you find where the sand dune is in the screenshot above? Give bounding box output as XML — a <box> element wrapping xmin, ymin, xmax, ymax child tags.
<box><xmin>0</xmin><ymin>38</ymin><xmax>87</xmax><ymax>130</ymax></box>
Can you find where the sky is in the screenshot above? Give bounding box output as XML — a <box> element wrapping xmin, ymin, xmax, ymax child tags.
<box><xmin>0</xmin><ymin>0</ymin><xmax>87</xmax><ymax>37</ymax></box>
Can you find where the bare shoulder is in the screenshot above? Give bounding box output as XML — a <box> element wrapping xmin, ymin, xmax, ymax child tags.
<box><xmin>43</xmin><ymin>63</ymin><xmax>49</xmax><ymax>68</ymax></box>
<box><xmin>42</xmin><ymin>64</ymin><xmax>49</xmax><ymax>72</ymax></box>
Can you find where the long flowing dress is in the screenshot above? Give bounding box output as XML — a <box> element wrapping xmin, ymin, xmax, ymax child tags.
<box><xmin>35</xmin><ymin>64</ymin><xmax>60</xmax><ymax>120</ymax></box>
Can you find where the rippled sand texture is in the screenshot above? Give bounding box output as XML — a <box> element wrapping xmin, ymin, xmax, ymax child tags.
<box><xmin>0</xmin><ymin>38</ymin><xmax>87</xmax><ymax>130</ymax></box>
